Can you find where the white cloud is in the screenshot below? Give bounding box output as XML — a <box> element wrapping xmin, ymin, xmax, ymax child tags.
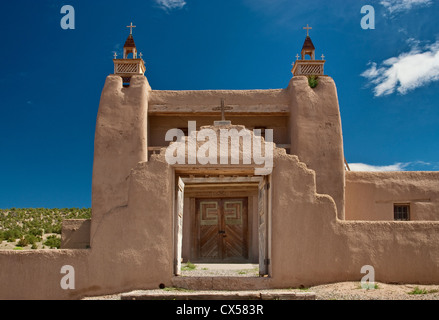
<box><xmin>155</xmin><ymin>0</ymin><xmax>186</xmax><ymax>11</ymax></box>
<box><xmin>361</xmin><ymin>41</ymin><xmax>439</xmax><ymax>96</ymax></box>
<box><xmin>349</xmin><ymin>162</ymin><xmax>410</xmax><ymax>172</ymax></box>
<box><xmin>380</xmin><ymin>0</ymin><xmax>432</xmax><ymax>14</ymax></box>
<box><xmin>348</xmin><ymin>161</ymin><xmax>437</xmax><ymax>171</ymax></box>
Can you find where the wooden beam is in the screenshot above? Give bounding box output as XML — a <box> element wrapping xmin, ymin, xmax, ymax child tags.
<box><xmin>181</xmin><ymin>176</ymin><xmax>263</xmax><ymax>184</ymax></box>
<box><xmin>148</xmin><ymin>104</ymin><xmax>289</xmax><ymax>115</ymax></box>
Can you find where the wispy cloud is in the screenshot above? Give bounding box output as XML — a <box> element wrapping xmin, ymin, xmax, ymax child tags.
<box><xmin>155</xmin><ymin>0</ymin><xmax>186</xmax><ymax>11</ymax></box>
<box><xmin>349</xmin><ymin>161</ymin><xmax>436</xmax><ymax>171</ymax></box>
<box><xmin>380</xmin><ymin>0</ymin><xmax>432</xmax><ymax>14</ymax></box>
<box><xmin>361</xmin><ymin>40</ymin><xmax>439</xmax><ymax>96</ymax></box>
<box><xmin>349</xmin><ymin>162</ymin><xmax>410</xmax><ymax>172</ymax></box>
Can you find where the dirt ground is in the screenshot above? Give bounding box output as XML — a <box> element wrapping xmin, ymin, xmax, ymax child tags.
<box><xmin>82</xmin><ymin>281</ymin><xmax>439</xmax><ymax>300</ymax></box>
<box><xmin>84</xmin><ymin>263</ymin><xmax>439</xmax><ymax>300</ymax></box>
<box><xmin>309</xmin><ymin>281</ymin><xmax>439</xmax><ymax>300</ymax></box>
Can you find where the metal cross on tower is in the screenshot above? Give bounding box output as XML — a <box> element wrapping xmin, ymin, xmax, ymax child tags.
<box><xmin>303</xmin><ymin>24</ymin><xmax>312</xmax><ymax>37</ymax></box>
<box><xmin>127</xmin><ymin>22</ymin><xmax>136</xmax><ymax>35</ymax></box>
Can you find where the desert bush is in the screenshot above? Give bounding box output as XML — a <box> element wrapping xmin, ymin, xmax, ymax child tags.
<box><xmin>44</xmin><ymin>235</ymin><xmax>61</xmax><ymax>249</ymax></box>
<box><xmin>25</xmin><ymin>235</ymin><xmax>38</xmax><ymax>245</ymax></box>
<box><xmin>308</xmin><ymin>75</ymin><xmax>319</xmax><ymax>88</ymax></box>
<box><xmin>17</xmin><ymin>237</ymin><xmax>29</xmax><ymax>247</ymax></box>
<box><xmin>29</xmin><ymin>228</ymin><xmax>43</xmax><ymax>237</ymax></box>
<box><xmin>4</xmin><ymin>229</ymin><xmax>22</xmax><ymax>242</ymax></box>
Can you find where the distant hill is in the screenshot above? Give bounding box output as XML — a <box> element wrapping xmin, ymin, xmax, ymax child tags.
<box><xmin>0</xmin><ymin>208</ymin><xmax>91</xmax><ymax>250</ymax></box>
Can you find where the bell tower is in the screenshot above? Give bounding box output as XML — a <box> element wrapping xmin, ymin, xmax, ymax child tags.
<box><xmin>123</xmin><ymin>22</ymin><xmax>138</xmax><ymax>59</ymax></box>
<box><xmin>291</xmin><ymin>25</ymin><xmax>326</xmax><ymax>76</ymax></box>
<box><xmin>113</xmin><ymin>22</ymin><xmax>146</xmax><ymax>86</ymax></box>
<box><xmin>301</xmin><ymin>25</ymin><xmax>315</xmax><ymax>60</ymax></box>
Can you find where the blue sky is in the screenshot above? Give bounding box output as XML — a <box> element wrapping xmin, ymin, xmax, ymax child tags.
<box><xmin>0</xmin><ymin>0</ymin><xmax>438</xmax><ymax>208</ymax></box>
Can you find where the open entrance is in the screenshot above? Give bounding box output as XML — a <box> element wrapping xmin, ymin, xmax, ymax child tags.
<box><xmin>173</xmin><ymin>175</ymin><xmax>271</xmax><ymax>278</ymax></box>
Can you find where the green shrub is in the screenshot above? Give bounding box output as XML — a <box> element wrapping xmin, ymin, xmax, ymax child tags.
<box><xmin>29</xmin><ymin>228</ymin><xmax>43</xmax><ymax>237</ymax></box>
<box><xmin>4</xmin><ymin>229</ymin><xmax>22</xmax><ymax>241</ymax></box>
<box><xmin>408</xmin><ymin>287</ymin><xmax>438</xmax><ymax>295</ymax></box>
<box><xmin>308</xmin><ymin>75</ymin><xmax>319</xmax><ymax>88</ymax></box>
<box><xmin>44</xmin><ymin>235</ymin><xmax>61</xmax><ymax>249</ymax></box>
<box><xmin>408</xmin><ymin>287</ymin><xmax>428</xmax><ymax>295</ymax></box>
<box><xmin>25</xmin><ymin>235</ymin><xmax>38</xmax><ymax>245</ymax></box>
<box><xmin>182</xmin><ymin>261</ymin><xmax>197</xmax><ymax>271</ymax></box>
<box><xmin>52</xmin><ymin>225</ymin><xmax>62</xmax><ymax>234</ymax></box>
<box><xmin>17</xmin><ymin>237</ymin><xmax>29</xmax><ymax>247</ymax></box>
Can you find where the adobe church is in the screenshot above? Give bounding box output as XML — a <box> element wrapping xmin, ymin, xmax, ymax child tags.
<box><xmin>0</xmin><ymin>25</ymin><xmax>439</xmax><ymax>300</ymax></box>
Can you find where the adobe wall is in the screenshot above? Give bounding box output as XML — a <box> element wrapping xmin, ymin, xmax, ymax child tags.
<box><xmin>91</xmin><ymin>75</ymin><xmax>150</xmax><ymax>243</ymax></box>
<box><xmin>0</xmin><ymin>250</ymin><xmax>91</xmax><ymax>300</ymax></box>
<box><xmin>268</xmin><ymin>152</ymin><xmax>439</xmax><ymax>287</ymax></box>
<box><xmin>0</xmin><ymin>157</ymin><xmax>174</xmax><ymax>300</ymax></box>
<box><xmin>345</xmin><ymin>171</ymin><xmax>439</xmax><ymax>221</ymax></box>
<box><xmin>287</xmin><ymin>76</ymin><xmax>345</xmax><ymax>220</ymax></box>
<box><xmin>61</xmin><ymin>219</ymin><xmax>91</xmax><ymax>249</ymax></box>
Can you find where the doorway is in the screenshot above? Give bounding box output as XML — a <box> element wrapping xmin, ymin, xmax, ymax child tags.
<box><xmin>173</xmin><ymin>175</ymin><xmax>271</xmax><ymax>277</ymax></box>
<box><xmin>195</xmin><ymin>198</ymin><xmax>248</xmax><ymax>262</ymax></box>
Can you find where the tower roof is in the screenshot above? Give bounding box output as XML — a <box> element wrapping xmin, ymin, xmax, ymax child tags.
<box><xmin>124</xmin><ymin>34</ymin><xmax>136</xmax><ymax>48</ymax></box>
<box><xmin>302</xmin><ymin>36</ymin><xmax>315</xmax><ymax>51</ymax></box>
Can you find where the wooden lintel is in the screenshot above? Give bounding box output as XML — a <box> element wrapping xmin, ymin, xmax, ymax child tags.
<box><xmin>148</xmin><ymin>104</ymin><xmax>289</xmax><ymax>115</ymax></box>
<box><xmin>185</xmin><ymin>183</ymin><xmax>259</xmax><ymax>189</ymax></box>
<box><xmin>182</xmin><ymin>176</ymin><xmax>263</xmax><ymax>184</ymax></box>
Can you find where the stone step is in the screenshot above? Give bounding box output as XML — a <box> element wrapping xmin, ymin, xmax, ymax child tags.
<box><xmin>171</xmin><ymin>276</ymin><xmax>272</xmax><ymax>291</ymax></box>
<box><xmin>120</xmin><ymin>290</ymin><xmax>315</xmax><ymax>300</ymax></box>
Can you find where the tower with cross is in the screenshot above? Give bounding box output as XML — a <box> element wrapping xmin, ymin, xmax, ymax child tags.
<box><xmin>301</xmin><ymin>24</ymin><xmax>315</xmax><ymax>60</ymax></box>
<box><xmin>291</xmin><ymin>24</ymin><xmax>326</xmax><ymax>76</ymax></box>
<box><xmin>113</xmin><ymin>22</ymin><xmax>146</xmax><ymax>86</ymax></box>
<box><xmin>123</xmin><ymin>22</ymin><xmax>138</xmax><ymax>59</ymax></box>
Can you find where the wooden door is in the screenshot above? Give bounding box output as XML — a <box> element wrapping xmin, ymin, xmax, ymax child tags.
<box><xmin>223</xmin><ymin>199</ymin><xmax>248</xmax><ymax>260</ymax></box>
<box><xmin>195</xmin><ymin>198</ymin><xmax>248</xmax><ymax>262</ymax></box>
<box><xmin>196</xmin><ymin>199</ymin><xmax>221</xmax><ymax>260</ymax></box>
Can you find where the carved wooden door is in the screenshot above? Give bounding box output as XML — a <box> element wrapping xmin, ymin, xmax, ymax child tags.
<box><xmin>195</xmin><ymin>198</ymin><xmax>248</xmax><ymax>262</ymax></box>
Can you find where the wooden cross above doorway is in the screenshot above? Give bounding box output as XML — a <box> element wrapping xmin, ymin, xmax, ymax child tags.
<box><xmin>213</xmin><ymin>99</ymin><xmax>233</xmax><ymax>121</ymax></box>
